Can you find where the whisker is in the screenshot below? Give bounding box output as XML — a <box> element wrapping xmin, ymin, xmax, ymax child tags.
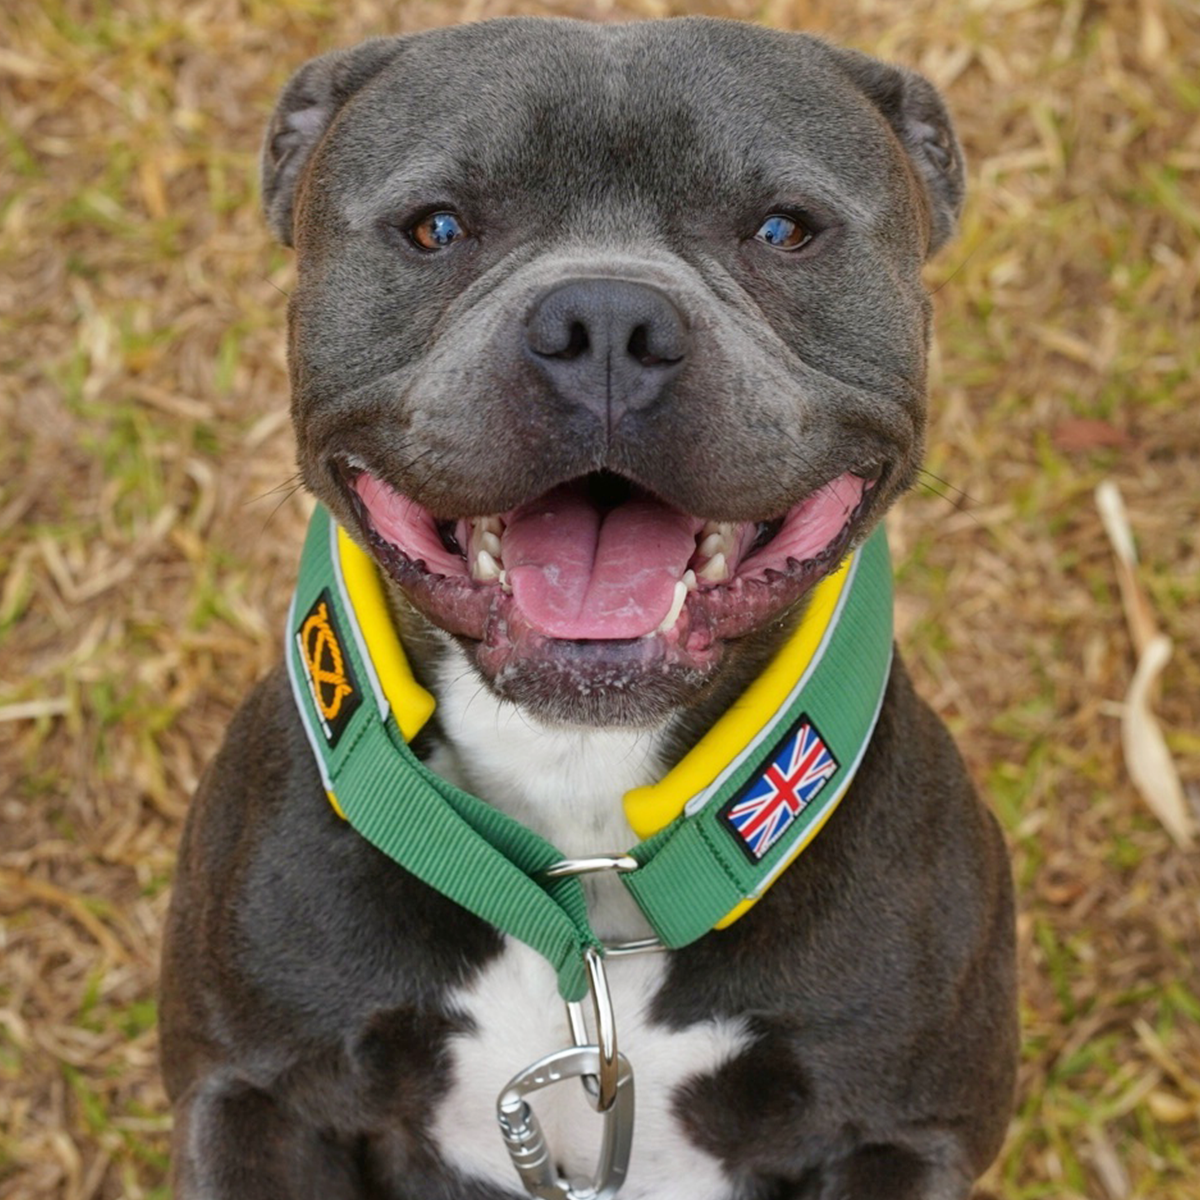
<box><xmin>929</xmin><ymin>245</ymin><xmax>977</xmax><ymax>296</ymax></box>
<box><xmin>255</xmin><ymin>480</ymin><xmax>309</xmax><ymax>535</ymax></box>
<box><xmin>915</xmin><ymin>467</ymin><xmax>975</xmax><ymax>511</ymax></box>
<box><xmin>248</xmin><ymin>472</ymin><xmax>306</xmax><ymax>503</ymax></box>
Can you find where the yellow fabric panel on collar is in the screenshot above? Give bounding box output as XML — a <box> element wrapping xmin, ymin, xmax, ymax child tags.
<box><xmin>336</xmin><ymin>525</ymin><xmax>436</xmax><ymax>743</ymax></box>
<box><xmin>621</xmin><ymin>551</ymin><xmax>855</xmax><ymax>841</ymax></box>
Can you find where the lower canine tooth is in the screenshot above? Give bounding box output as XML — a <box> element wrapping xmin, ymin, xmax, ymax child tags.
<box><xmin>698</xmin><ymin>552</ymin><xmax>728</xmax><ymax>582</ymax></box>
<box><xmin>481</xmin><ymin>531</ymin><xmax>502</xmax><ymax>557</ymax></box>
<box><xmin>473</xmin><ymin>549</ymin><xmax>502</xmax><ymax>581</ymax></box>
<box><xmin>657</xmin><ymin>579</ymin><xmax>688</xmax><ymax>633</ymax></box>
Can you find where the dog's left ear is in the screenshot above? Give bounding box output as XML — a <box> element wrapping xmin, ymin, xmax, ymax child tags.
<box><xmin>832</xmin><ymin>51</ymin><xmax>965</xmax><ymax>256</ymax></box>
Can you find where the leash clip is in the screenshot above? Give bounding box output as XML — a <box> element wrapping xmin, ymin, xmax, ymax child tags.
<box><xmin>498</xmin><ymin>948</ymin><xmax>634</xmax><ymax>1199</ymax></box>
<box><xmin>496</xmin><ymin>1044</ymin><xmax>635</xmax><ymax>1200</ymax></box>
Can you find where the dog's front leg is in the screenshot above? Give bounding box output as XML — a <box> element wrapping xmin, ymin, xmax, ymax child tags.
<box><xmin>785</xmin><ymin>1142</ymin><xmax>974</xmax><ymax>1200</ymax></box>
<box><xmin>170</xmin><ymin>1074</ymin><xmax>365</xmax><ymax>1200</ymax></box>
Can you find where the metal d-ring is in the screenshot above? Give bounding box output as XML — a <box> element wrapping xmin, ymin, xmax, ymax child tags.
<box><xmin>539</xmin><ymin>854</ymin><xmax>657</xmax><ymax>1112</ymax></box>
<box><xmin>602</xmin><ymin>937</ymin><xmax>667</xmax><ymax>959</ymax></box>
<box><xmin>564</xmin><ymin>946</ymin><xmax>620</xmax><ymax>1111</ymax></box>
<box><xmin>542</xmin><ymin>854</ymin><xmax>639</xmax><ymax>879</ymax></box>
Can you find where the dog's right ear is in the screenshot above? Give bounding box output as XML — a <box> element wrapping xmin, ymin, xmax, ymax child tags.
<box><xmin>261</xmin><ymin>39</ymin><xmax>404</xmax><ymax>247</ymax></box>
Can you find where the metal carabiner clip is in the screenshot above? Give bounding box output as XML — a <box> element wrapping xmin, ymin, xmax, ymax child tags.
<box><xmin>496</xmin><ymin>1044</ymin><xmax>635</xmax><ymax>1200</ymax></box>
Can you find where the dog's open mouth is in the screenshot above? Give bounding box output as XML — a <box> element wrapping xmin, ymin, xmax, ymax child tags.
<box><xmin>336</xmin><ymin>462</ymin><xmax>879</xmax><ymax>681</ymax></box>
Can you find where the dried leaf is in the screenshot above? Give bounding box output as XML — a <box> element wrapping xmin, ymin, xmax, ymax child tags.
<box><xmin>1053</xmin><ymin>419</ymin><xmax>1132</xmax><ymax>452</ymax></box>
<box><xmin>1086</xmin><ymin>1125</ymin><xmax>1131</xmax><ymax>1200</ymax></box>
<box><xmin>1096</xmin><ymin>481</ymin><xmax>1159</xmax><ymax>659</ymax></box>
<box><xmin>1121</xmin><ymin>635</ymin><xmax>1195</xmax><ymax>849</ymax></box>
<box><xmin>1146</xmin><ymin>1090</ymin><xmax>1195</xmax><ymax>1125</ymax></box>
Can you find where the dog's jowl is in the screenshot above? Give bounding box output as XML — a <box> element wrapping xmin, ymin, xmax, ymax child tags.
<box><xmin>160</xmin><ymin>18</ymin><xmax>1017</xmax><ymax>1200</ymax></box>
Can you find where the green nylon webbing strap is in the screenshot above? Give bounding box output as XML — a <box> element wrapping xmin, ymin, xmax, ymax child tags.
<box><xmin>287</xmin><ymin>509</ymin><xmax>601</xmax><ymax>1001</ymax></box>
<box><xmin>286</xmin><ymin>504</ymin><xmax>892</xmax><ymax>1000</ymax></box>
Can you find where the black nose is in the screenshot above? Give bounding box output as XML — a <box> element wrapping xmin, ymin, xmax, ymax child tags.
<box><xmin>525</xmin><ymin>279</ymin><xmax>689</xmax><ymax>430</ymax></box>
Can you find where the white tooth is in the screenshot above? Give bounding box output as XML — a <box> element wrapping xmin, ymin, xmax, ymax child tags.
<box><xmin>657</xmin><ymin>579</ymin><xmax>688</xmax><ymax>633</ymax></box>
<box><xmin>473</xmin><ymin>549</ymin><xmax>502</xmax><ymax>581</ymax></box>
<box><xmin>469</xmin><ymin>520</ymin><xmax>505</xmax><ymax>567</ymax></box>
<box><xmin>698</xmin><ymin>552</ymin><xmax>728</xmax><ymax>582</ymax></box>
<box><xmin>499</xmin><ymin>569</ymin><xmax>511</xmax><ymax>593</ymax></box>
<box><xmin>683</xmin><ymin>569</ymin><xmax>697</xmax><ymax>592</ymax></box>
<box><xmin>699</xmin><ymin>522</ymin><xmax>738</xmax><ymax>561</ymax></box>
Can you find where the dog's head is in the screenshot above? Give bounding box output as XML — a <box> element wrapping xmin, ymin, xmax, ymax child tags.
<box><xmin>263</xmin><ymin>17</ymin><xmax>962</xmax><ymax>727</ymax></box>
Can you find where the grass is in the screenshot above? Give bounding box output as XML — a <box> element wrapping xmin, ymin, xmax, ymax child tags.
<box><xmin>1</xmin><ymin>0</ymin><xmax>1198</xmax><ymax>1196</ymax></box>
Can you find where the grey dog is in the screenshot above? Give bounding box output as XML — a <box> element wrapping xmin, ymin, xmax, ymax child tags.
<box><xmin>160</xmin><ymin>16</ymin><xmax>1017</xmax><ymax>1200</ymax></box>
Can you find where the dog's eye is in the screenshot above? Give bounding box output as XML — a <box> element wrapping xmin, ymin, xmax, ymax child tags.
<box><xmin>409</xmin><ymin>211</ymin><xmax>468</xmax><ymax>251</ymax></box>
<box><xmin>754</xmin><ymin>214</ymin><xmax>812</xmax><ymax>251</ymax></box>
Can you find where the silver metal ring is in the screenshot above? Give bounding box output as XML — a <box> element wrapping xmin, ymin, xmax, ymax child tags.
<box><xmin>602</xmin><ymin>937</ymin><xmax>667</xmax><ymax>959</ymax></box>
<box><xmin>563</xmin><ymin>947</ymin><xmax>622</xmax><ymax>1112</ymax></box>
<box><xmin>542</xmin><ymin>854</ymin><xmax>639</xmax><ymax>879</ymax></box>
<box><xmin>584</xmin><ymin>948</ymin><xmax>618</xmax><ymax>1112</ymax></box>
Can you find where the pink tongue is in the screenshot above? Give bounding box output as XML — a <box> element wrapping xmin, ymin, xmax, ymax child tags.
<box><xmin>503</xmin><ymin>487</ymin><xmax>701</xmax><ymax>639</ymax></box>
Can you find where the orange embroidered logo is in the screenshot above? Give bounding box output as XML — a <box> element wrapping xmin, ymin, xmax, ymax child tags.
<box><xmin>301</xmin><ymin>601</ymin><xmax>354</xmax><ymax>720</ymax></box>
<box><xmin>296</xmin><ymin>589</ymin><xmax>361</xmax><ymax>746</ymax></box>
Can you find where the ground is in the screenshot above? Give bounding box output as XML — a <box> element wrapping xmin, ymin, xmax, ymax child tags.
<box><xmin>1</xmin><ymin>0</ymin><xmax>1198</xmax><ymax>1197</ymax></box>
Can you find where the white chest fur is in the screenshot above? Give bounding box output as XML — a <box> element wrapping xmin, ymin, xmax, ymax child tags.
<box><xmin>431</xmin><ymin>940</ymin><xmax>747</xmax><ymax>1199</ymax></box>
<box><xmin>424</xmin><ymin>654</ymin><xmax>749</xmax><ymax>1198</ymax></box>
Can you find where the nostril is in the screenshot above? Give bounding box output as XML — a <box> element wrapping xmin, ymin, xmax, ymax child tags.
<box><xmin>528</xmin><ymin>315</ymin><xmax>590</xmax><ymax>361</ymax></box>
<box><xmin>627</xmin><ymin>323</ymin><xmax>679</xmax><ymax>368</ymax></box>
<box><xmin>562</xmin><ymin>321</ymin><xmax>589</xmax><ymax>360</ymax></box>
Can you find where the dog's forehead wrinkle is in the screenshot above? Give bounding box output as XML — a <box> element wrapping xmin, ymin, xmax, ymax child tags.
<box><xmin>339</xmin><ymin>131</ymin><xmax>879</xmax><ymax>245</ymax></box>
<box><xmin>323</xmin><ymin>26</ymin><xmax>910</xmax><ymax>235</ymax></box>
<box><xmin>342</xmin><ymin>153</ymin><xmax>474</xmax><ymax>230</ymax></box>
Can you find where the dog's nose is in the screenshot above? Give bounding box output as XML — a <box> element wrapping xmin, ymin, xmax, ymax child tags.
<box><xmin>525</xmin><ymin>279</ymin><xmax>689</xmax><ymax>429</ymax></box>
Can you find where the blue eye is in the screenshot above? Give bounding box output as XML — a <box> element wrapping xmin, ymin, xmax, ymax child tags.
<box><xmin>754</xmin><ymin>214</ymin><xmax>812</xmax><ymax>250</ymax></box>
<box><xmin>410</xmin><ymin>211</ymin><xmax>467</xmax><ymax>251</ymax></box>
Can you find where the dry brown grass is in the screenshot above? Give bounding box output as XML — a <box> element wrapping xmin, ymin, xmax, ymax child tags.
<box><xmin>2</xmin><ymin>0</ymin><xmax>1198</xmax><ymax>1196</ymax></box>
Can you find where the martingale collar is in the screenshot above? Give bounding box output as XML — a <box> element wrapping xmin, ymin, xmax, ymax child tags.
<box><xmin>286</xmin><ymin>504</ymin><xmax>894</xmax><ymax>1001</ymax></box>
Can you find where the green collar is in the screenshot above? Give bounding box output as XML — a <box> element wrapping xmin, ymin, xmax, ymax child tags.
<box><xmin>286</xmin><ymin>505</ymin><xmax>893</xmax><ymax>1001</ymax></box>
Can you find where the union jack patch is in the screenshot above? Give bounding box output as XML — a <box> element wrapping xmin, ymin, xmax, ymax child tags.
<box><xmin>720</xmin><ymin>715</ymin><xmax>839</xmax><ymax>862</ymax></box>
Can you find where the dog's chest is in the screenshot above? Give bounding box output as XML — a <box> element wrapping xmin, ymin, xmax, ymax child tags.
<box><xmin>422</xmin><ymin>664</ymin><xmax>749</xmax><ymax>1198</ymax></box>
<box><xmin>431</xmin><ymin>940</ymin><xmax>747</xmax><ymax>1200</ymax></box>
